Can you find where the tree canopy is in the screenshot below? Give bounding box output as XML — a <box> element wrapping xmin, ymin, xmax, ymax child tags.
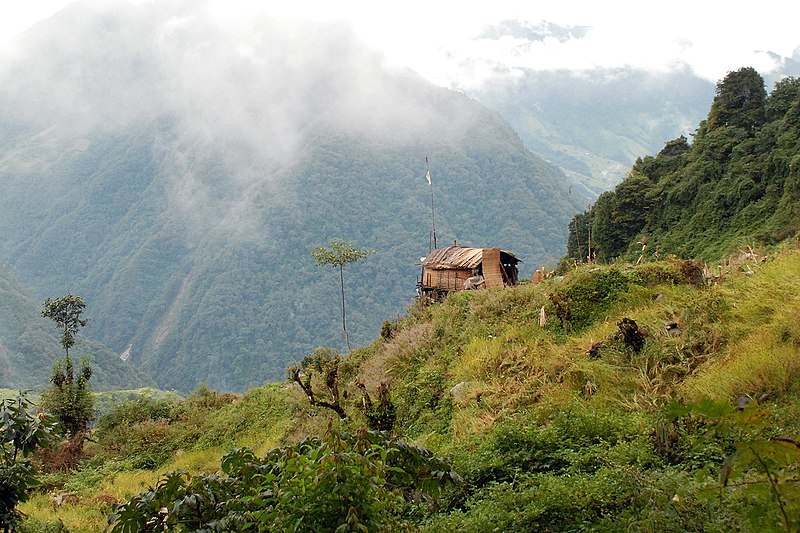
<box><xmin>564</xmin><ymin>68</ymin><xmax>800</xmax><ymax>264</ymax></box>
<box><xmin>41</xmin><ymin>294</ymin><xmax>88</xmax><ymax>358</ymax></box>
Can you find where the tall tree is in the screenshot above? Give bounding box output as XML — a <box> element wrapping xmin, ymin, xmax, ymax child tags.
<box><xmin>310</xmin><ymin>240</ymin><xmax>375</xmax><ymax>354</ymax></box>
<box><xmin>41</xmin><ymin>295</ymin><xmax>94</xmax><ymax>436</ymax></box>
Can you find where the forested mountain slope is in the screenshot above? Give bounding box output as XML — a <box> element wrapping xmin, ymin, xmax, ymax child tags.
<box><xmin>0</xmin><ymin>266</ymin><xmax>151</xmax><ymax>390</ymax></box>
<box><xmin>0</xmin><ymin>1</ymin><xmax>583</xmax><ymax>392</ymax></box>
<box><xmin>566</xmin><ymin>67</ymin><xmax>800</xmax><ymax>263</ymax></box>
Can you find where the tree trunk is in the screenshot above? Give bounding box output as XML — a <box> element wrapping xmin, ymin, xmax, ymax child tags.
<box><xmin>339</xmin><ymin>265</ymin><xmax>351</xmax><ymax>354</ymax></box>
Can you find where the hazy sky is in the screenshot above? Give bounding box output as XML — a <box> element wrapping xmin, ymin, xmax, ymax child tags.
<box><xmin>2</xmin><ymin>0</ymin><xmax>798</xmax><ymax>88</ymax></box>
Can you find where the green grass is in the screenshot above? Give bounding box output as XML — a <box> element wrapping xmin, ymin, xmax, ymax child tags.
<box><xmin>17</xmin><ymin>247</ymin><xmax>800</xmax><ymax>532</ymax></box>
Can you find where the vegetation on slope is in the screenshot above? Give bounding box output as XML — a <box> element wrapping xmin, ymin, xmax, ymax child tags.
<box><xmin>15</xmin><ymin>242</ymin><xmax>800</xmax><ymax>531</ymax></box>
<box><xmin>566</xmin><ymin>68</ymin><xmax>800</xmax><ymax>263</ymax></box>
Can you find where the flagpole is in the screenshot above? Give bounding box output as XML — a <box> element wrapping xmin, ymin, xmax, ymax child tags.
<box><xmin>426</xmin><ymin>157</ymin><xmax>437</xmax><ymax>251</ymax></box>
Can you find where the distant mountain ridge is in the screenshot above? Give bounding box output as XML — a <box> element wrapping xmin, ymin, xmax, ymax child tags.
<box><xmin>470</xmin><ymin>68</ymin><xmax>716</xmax><ymax>198</ymax></box>
<box><xmin>465</xmin><ymin>21</ymin><xmax>800</xmax><ymax>200</ymax></box>
<box><xmin>0</xmin><ymin>1</ymin><xmax>583</xmax><ymax>392</ymax></box>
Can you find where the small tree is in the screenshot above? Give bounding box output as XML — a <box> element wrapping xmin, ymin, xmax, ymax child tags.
<box><xmin>355</xmin><ymin>381</ymin><xmax>396</xmax><ymax>432</ymax></box>
<box><xmin>43</xmin><ymin>355</ymin><xmax>94</xmax><ymax>436</ymax></box>
<box><xmin>287</xmin><ymin>348</ymin><xmax>347</xmax><ymax>420</ymax></box>
<box><xmin>310</xmin><ymin>240</ymin><xmax>375</xmax><ymax>354</ymax></box>
<box><xmin>41</xmin><ymin>295</ymin><xmax>94</xmax><ymax>437</ymax></box>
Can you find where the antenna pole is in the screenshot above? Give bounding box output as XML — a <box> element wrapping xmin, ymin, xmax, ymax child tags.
<box><xmin>426</xmin><ymin>157</ymin><xmax>437</xmax><ymax>250</ymax></box>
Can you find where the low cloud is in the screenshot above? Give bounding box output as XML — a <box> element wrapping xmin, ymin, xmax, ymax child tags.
<box><xmin>0</xmin><ymin>0</ymin><xmax>474</xmax><ymax>242</ymax></box>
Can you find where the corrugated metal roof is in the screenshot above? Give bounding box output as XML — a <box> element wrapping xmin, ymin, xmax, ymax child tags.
<box><xmin>421</xmin><ymin>246</ymin><xmax>519</xmax><ymax>269</ymax></box>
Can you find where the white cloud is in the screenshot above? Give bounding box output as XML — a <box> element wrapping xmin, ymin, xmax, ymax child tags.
<box><xmin>2</xmin><ymin>0</ymin><xmax>799</xmax><ymax>87</ymax></box>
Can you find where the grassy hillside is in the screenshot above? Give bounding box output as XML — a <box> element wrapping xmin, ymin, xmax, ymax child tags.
<box><xmin>18</xmin><ymin>241</ymin><xmax>800</xmax><ymax>531</ymax></box>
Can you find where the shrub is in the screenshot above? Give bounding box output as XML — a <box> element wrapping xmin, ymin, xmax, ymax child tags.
<box><xmin>1</xmin><ymin>394</ymin><xmax>54</xmax><ymax>531</ymax></box>
<box><xmin>633</xmin><ymin>262</ymin><xmax>683</xmax><ymax>286</ymax></box>
<box><xmin>93</xmin><ymin>397</ymin><xmax>173</xmax><ymax>435</ymax></box>
<box><xmin>547</xmin><ymin>269</ymin><xmax>632</xmax><ymax>333</ymax></box>
<box><xmin>108</xmin><ymin>426</ymin><xmax>461</xmax><ymax>532</ymax></box>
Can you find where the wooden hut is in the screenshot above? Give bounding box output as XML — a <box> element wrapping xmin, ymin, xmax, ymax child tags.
<box><xmin>418</xmin><ymin>245</ymin><xmax>520</xmax><ymax>299</ymax></box>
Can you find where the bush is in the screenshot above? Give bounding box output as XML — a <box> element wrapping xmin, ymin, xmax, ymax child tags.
<box><xmin>108</xmin><ymin>426</ymin><xmax>461</xmax><ymax>532</ymax></box>
<box><xmin>93</xmin><ymin>397</ymin><xmax>173</xmax><ymax>435</ymax></box>
<box><xmin>548</xmin><ymin>269</ymin><xmax>632</xmax><ymax>332</ymax></box>
<box><xmin>1</xmin><ymin>394</ymin><xmax>54</xmax><ymax>531</ymax></box>
<box><xmin>632</xmin><ymin>262</ymin><xmax>683</xmax><ymax>286</ymax></box>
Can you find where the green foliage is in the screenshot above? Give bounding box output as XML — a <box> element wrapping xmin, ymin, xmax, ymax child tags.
<box><xmin>87</xmin><ymin>383</ymin><xmax>297</xmax><ymax>471</ymax></box>
<box><xmin>108</xmin><ymin>426</ymin><xmax>460</xmax><ymax>532</ymax></box>
<box><xmin>566</xmin><ymin>68</ymin><xmax>800</xmax><ymax>264</ymax></box>
<box><xmin>310</xmin><ymin>240</ymin><xmax>376</xmax><ymax>270</ymax></box>
<box><xmin>287</xmin><ymin>348</ymin><xmax>348</xmax><ymax>420</ymax></box>
<box><xmin>358</xmin><ymin>382</ymin><xmax>397</xmax><ymax>433</ymax></box>
<box><xmin>427</xmin><ymin>406</ymin><xmax>662</xmax><ymax>532</ymax></box>
<box><xmin>41</xmin><ymin>295</ymin><xmax>88</xmax><ymax>358</ymax></box>
<box><xmin>94</xmin><ymin>396</ymin><xmax>173</xmax><ymax>435</ymax></box>
<box><xmin>707</xmin><ymin>67</ymin><xmax>767</xmax><ymax>131</ymax></box>
<box><xmin>93</xmin><ymin>396</ymin><xmax>177</xmax><ymax>469</ymax></box>
<box><xmin>547</xmin><ymin>268</ymin><xmax>632</xmax><ymax>333</ymax></box>
<box><xmin>41</xmin><ymin>356</ymin><xmax>94</xmax><ymax>437</ymax></box>
<box><xmin>657</xmin><ymin>398</ymin><xmax>800</xmax><ymax>531</ymax></box>
<box><xmin>1</xmin><ymin>393</ymin><xmax>53</xmax><ymax>531</ymax></box>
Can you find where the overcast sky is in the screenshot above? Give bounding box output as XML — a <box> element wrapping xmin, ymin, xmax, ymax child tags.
<box><xmin>2</xmin><ymin>0</ymin><xmax>798</xmax><ymax>88</ymax></box>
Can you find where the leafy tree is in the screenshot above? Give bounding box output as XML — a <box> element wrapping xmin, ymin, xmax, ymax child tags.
<box><xmin>41</xmin><ymin>294</ymin><xmax>88</xmax><ymax>359</ymax></box>
<box><xmin>1</xmin><ymin>393</ymin><xmax>53</xmax><ymax>531</ymax></box>
<box><xmin>287</xmin><ymin>348</ymin><xmax>348</xmax><ymax>419</ymax></box>
<box><xmin>707</xmin><ymin>67</ymin><xmax>766</xmax><ymax>131</ymax></box>
<box><xmin>589</xmin><ymin>191</ymin><xmax>624</xmax><ymax>262</ymax></box>
<box><xmin>765</xmin><ymin>76</ymin><xmax>800</xmax><ymax>121</ymax></box>
<box><xmin>566</xmin><ymin>211</ymin><xmax>592</xmax><ymax>264</ymax></box>
<box><xmin>310</xmin><ymin>240</ymin><xmax>375</xmax><ymax>354</ymax></box>
<box><xmin>40</xmin><ymin>295</ymin><xmax>94</xmax><ymax>436</ymax></box>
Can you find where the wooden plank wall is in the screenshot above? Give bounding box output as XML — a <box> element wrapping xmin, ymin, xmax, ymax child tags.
<box><xmin>424</xmin><ymin>268</ymin><xmax>472</xmax><ymax>291</ymax></box>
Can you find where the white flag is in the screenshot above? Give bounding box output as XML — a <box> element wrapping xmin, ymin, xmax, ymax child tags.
<box><xmin>425</xmin><ymin>170</ymin><xmax>432</xmax><ymax>185</ymax></box>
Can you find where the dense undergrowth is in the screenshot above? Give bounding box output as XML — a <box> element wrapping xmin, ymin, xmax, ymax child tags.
<box><xmin>14</xmin><ymin>240</ymin><xmax>800</xmax><ymax>531</ymax></box>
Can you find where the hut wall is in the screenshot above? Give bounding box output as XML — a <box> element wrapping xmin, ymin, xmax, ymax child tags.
<box><xmin>482</xmin><ymin>248</ymin><xmax>504</xmax><ymax>289</ymax></box>
<box><xmin>423</xmin><ymin>268</ymin><xmax>473</xmax><ymax>291</ymax></box>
